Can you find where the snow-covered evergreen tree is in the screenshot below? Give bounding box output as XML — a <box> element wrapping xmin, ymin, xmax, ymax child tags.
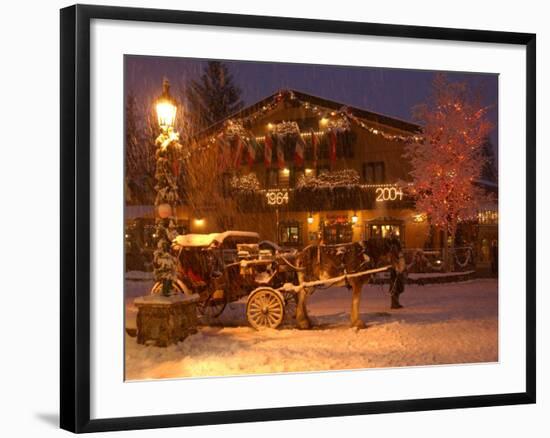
<box><xmin>185</xmin><ymin>61</ymin><xmax>244</xmax><ymax>134</ymax></box>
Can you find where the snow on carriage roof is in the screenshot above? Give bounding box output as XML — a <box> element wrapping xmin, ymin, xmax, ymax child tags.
<box><xmin>174</xmin><ymin>231</ymin><xmax>260</xmax><ymax>247</ymax></box>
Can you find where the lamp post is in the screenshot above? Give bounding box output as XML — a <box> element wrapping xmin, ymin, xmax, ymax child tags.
<box><xmin>153</xmin><ymin>78</ymin><xmax>181</xmax><ymax>296</ymax></box>
<box><xmin>133</xmin><ymin>80</ymin><xmax>200</xmax><ymax>348</ymax></box>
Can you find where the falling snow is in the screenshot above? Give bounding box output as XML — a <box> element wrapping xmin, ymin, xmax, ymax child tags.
<box><xmin>125</xmin><ymin>278</ymin><xmax>497</xmax><ymax>380</ymax></box>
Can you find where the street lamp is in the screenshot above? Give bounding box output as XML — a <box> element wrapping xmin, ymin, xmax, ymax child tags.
<box><xmin>152</xmin><ymin>78</ymin><xmax>181</xmax><ymax>297</ymax></box>
<box><xmin>156</xmin><ymin>78</ymin><xmax>178</xmax><ymax>132</ymax></box>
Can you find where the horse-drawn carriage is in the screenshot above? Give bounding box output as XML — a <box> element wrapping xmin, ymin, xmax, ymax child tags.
<box><xmin>150</xmin><ymin>231</ymin><xmax>302</xmax><ymax>328</ymax></box>
<box><xmin>151</xmin><ymin>230</ymin><xmax>397</xmax><ymax>330</ymax></box>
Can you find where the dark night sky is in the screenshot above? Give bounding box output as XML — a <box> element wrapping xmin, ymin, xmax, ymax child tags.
<box><xmin>125</xmin><ymin>55</ymin><xmax>498</xmax><ymax>152</ymax></box>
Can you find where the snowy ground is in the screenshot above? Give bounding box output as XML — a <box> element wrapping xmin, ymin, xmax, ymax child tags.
<box><xmin>125</xmin><ymin>278</ymin><xmax>498</xmax><ymax>381</ymax></box>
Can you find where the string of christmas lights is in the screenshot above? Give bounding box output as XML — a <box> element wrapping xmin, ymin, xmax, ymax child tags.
<box><xmin>180</xmin><ymin>90</ymin><xmax>423</xmax><ymax>161</ymax></box>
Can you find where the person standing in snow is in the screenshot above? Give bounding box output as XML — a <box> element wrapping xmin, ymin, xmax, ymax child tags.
<box><xmin>388</xmin><ymin>236</ymin><xmax>406</xmax><ymax>309</ymax></box>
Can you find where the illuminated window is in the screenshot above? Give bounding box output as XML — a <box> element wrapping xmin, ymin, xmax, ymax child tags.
<box><xmin>367</xmin><ymin>221</ymin><xmax>403</xmax><ymax>241</ymax></box>
<box><xmin>323</xmin><ymin>216</ymin><xmax>353</xmax><ymax>244</ymax></box>
<box><xmin>323</xmin><ymin>223</ymin><xmax>352</xmax><ymax>244</ymax></box>
<box><xmin>278</xmin><ymin>168</ymin><xmax>290</xmax><ymax>188</ymax></box>
<box><xmin>279</xmin><ymin>222</ymin><xmax>301</xmax><ymax>246</ymax></box>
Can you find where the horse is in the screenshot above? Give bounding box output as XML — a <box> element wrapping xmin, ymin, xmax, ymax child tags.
<box><xmin>294</xmin><ymin>237</ymin><xmax>402</xmax><ymax>329</ymax></box>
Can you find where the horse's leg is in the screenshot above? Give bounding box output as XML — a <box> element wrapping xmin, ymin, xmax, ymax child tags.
<box><xmin>295</xmin><ymin>268</ymin><xmax>312</xmax><ymax>329</ymax></box>
<box><xmin>350</xmin><ymin>279</ymin><xmax>366</xmax><ymax>329</ymax></box>
<box><xmin>295</xmin><ymin>288</ymin><xmax>311</xmax><ymax>329</ymax></box>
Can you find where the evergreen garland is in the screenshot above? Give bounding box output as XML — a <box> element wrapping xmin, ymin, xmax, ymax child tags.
<box><xmin>153</xmin><ymin>130</ymin><xmax>181</xmax><ymax>296</ymax></box>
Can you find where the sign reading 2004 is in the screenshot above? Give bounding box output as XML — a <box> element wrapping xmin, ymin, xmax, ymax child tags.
<box><xmin>375</xmin><ymin>186</ymin><xmax>404</xmax><ymax>202</ymax></box>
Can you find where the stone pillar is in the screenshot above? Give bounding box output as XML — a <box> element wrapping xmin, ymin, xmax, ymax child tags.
<box><xmin>134</xmin><ymin>294</ymin><xmax>200</xmax><ymax>347</ymax></box>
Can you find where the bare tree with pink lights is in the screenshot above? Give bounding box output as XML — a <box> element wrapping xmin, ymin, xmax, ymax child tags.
<box><xmin>405</xmin><ymin>74</ymin><xmax>494</xmax><ymax>270</ymax></box>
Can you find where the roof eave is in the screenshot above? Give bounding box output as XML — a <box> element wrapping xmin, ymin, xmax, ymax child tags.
<box><xmin>192</xmin><ymin>88</ymin><xmax>421</xmax><ymax>141</ymax></box>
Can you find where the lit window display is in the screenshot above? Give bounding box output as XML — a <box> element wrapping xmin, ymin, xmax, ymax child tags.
<box><xmin>279</xmin><ymin>222</ymin><xmax>301</xmax><ymax>245</ymax></box>
<box><xmin>368</xmin><ymin>222</ymin><xmax>403</xmax><ymax>239</ymax></box>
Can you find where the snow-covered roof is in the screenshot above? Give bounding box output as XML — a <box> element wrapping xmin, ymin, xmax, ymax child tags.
<box><xmin>174</xmin><ymin>231</ymin><xmax>260</xmax><ymax>248</ymax></box>
<box><xmin>194</xmin><ymin>89</ymin><xmax>420</xmax><ymax>141</ymax></box>
<box><xmin>174</xmin><ymin>234</ymin><xmax>218</xmax><ymax>247</ymax></box>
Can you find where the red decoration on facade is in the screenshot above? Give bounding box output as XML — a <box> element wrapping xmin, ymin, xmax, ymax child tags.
<box><xmin>264</xmin><ymin>134</ymin><xmax>273</xmax><ymax>168</ymax></box>
<box><xmin>311</xmin><ymin>131</ymin><xmax>318</xmax><ymax>169</ymax></box>
<box><xmin>234</xmin><ymin>136</ymin><xmax>243</xmax><ymax>169</ymax></box>
<box><xmin>295</xmin><ymin>135</ymin><xmax>305</xmax><ymax>167</ymax></box>
<box><xmin>216</xmin><ymin>133</ymin><xmax>229</xmax><ymax>172</ymax></box>
<box><xmin>276</xmin><ymin>134</ymin><xmax>285</xmax><ymax>169</ymax></box>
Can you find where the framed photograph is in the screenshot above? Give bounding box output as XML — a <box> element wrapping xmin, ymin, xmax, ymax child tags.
<box><xmin>60</xmin><ymin>4</ymin><xmax>536</xmax><ymax>433</ymax></box>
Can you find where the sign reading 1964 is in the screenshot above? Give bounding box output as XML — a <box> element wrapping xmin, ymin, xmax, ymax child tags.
<box><xmin>265</xmin><ymin>189</ymin><xmax>290</xmax><ymax>206</ymax></box>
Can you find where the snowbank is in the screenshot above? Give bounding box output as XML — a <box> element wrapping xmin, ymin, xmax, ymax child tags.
<box><xmin>125</xmin><ymin>279</ymin><xmax>498</xmax><ymax>380</ymax></box>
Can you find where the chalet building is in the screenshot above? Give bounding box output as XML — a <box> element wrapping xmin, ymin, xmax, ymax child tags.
<box><xmin>126</xmin><ymin>89</ymin><xmax>498</xmax><ymax>269</ymax></box>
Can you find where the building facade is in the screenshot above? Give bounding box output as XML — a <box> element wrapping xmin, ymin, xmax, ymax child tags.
<box><xmin>126</xmin><ymin>89</ymin><xmax>498</xmax><ymax>263</ymax></box>
<box><xmin>183</xmin><ymin>90</ymin><xmax>434</xmax><ymax>249</ymax></box>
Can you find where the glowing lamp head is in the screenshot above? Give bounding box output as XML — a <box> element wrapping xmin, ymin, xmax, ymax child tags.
<box><xmin>156</xmin><ymin>78</ymin><xmax>178</xmax><ymax>131</ymax></box>
<box><xmin>351</xmin><ymin>213</ymin><xmax>358</xmax><ymax>224</ymax></box>
<box><xmin>307</xmin><ymin>213</ymin><xmax>314</xmax><ymax>225</ymax></box>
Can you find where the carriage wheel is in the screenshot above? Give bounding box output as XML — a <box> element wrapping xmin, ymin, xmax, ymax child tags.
<box><xmin>246</xmin><ymin>288</ymin><xmax>285</xmax><ymax>330</ymax></box>
<box><xmin>197</xmin><ymin>294</ymin><xmax>227</xmax><ymax>319</ymax></box>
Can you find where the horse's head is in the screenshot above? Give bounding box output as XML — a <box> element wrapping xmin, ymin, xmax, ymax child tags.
<box><xmin>297</xmin><ymin>242</ymin><xmax>373</xmax><ymax>281</ymax></box>
<box><xmin>362</xmin><ymin>237</ymin><xmax>402</xmax><ymax>267</ymax></box>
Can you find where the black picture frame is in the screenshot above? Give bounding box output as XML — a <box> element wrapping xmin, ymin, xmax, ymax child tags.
<box><xmin>60</xmin><ymin>4</ymin><xmax>536</xmax><ymax>433</ymax></box>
